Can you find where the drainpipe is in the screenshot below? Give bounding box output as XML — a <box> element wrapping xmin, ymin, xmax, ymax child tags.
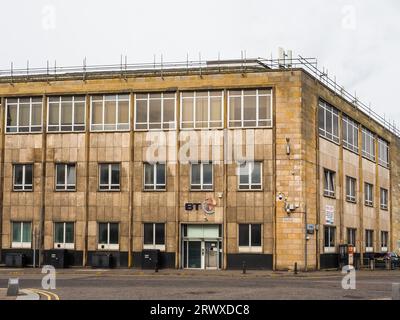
<box><xmin>304</xmin><ymin>205</ymin><xmax>308</xmax><ymax>272</ymax></box>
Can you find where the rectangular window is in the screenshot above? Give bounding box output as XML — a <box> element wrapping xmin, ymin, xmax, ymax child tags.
<box><xmin>135</xmin><ymin>93</ymin><xmax>176</xmax><ymax>130</ymax></box>
<box><xmin>323</xmin><ymin>169</ymin><xmax>335</xmax><ymax>198</ymax></box>
<box><xmin>238</xmin><ymin>161</ymin><xmax>262</xmax><ymax>190</ymax></box>
<box><xmin>380</xmin><ymin>188</ymin><xmax>388</xmax><ymax>210</ymax></box>
<box><xmin>143</xmin><ymin>223</ymin><xmax>165</xmax><ymax>249</ymax></box>
<box><xmin>365</xmin><ymin>230</ymin><xmax>374</xmax><ymax>251</ymax></box>
<box><xmin>13</xmin><ymin>164</ymin><xmax>33</xmax><ymax>191</ymax></box>
<box><xmin>342</xmin><ymin>115</ymin><xmax>359</xmax><ymax>153</ymax></box>
<box><xmin>364</xmin><ymin>183</ymin><xmax>374</xmax><ymax>207</ymax></box>
<box><xmin>378</xmin><ymin>138</ymin><xmax>389</xmax><ymax>168</ymax></box>
<box><xmin>144</xmin><ymin>163</ymin><xmax>166</xmax><ymax>190</ymax></box>
<box><xmin>54</xmin><ymin>222</ymin><xmax>74</xmax><ymax>249</ymax></box>
<box><xmin>6</xmin><ymin>97</ymin><xmax>42</xmax><ymax>133</ymax></box>
<box><xmin>381</xmin><ymin>231</ymin><xmax>388</xmax><ymax>251</ymax></box>
<box><xmin>238</xmin><ymin>224</ymin><xmax>262</xmax><ymax>251</ymax></box>
<box><xmin>55</xmin><ymin>163</ymin><xmax>76</xmax><ymax>191</ymax></box>
<box><xmin>90</xmin><ymin>94</ymin><xmax>130</xmax><ymax>131</ymax></box>
<box><xmin>181</xmin><ymin>91</ymin><xmax>223</xmax><ymax>129</ymax></box>
<box><xmin>324</xmin><ymin>226</ymin><xmax>336</xmax><ymax>249</ymax></box>
<box><xmin>347</xmin><ymin>228</ymin><xmax>356</xmax><ymax>247</ymax></box>
<box><xmin>190</xmin><ymin>162</ymin><xmax>213</xmax><ymax>190</ymax></box>
<box><xmin>48</xmin><ymin>96</ymin><xmax>86</xmax><ymax>132</ymax></box>
<box><xmin>98</xmin><ymin>222</ymin><xmax>119</xmax><ymax>250</ymax></box>
<box><xmin>12</xmin><ymin>221</ymin><xmax>32</xmax><ymax>248</ymax></box>
<box><xmin>318</xmin><ymin>100</ymin><xmax>339</xmax><ymax>143</ymax></box>
<box><xmin>345</xmin><ymin>176</ymin><xmax>356</xmax><ymax>203</ymax></box>
<box><xmin>362</xmin><ymin>127</ymin><xmax>376</xmax><ymax>161</ymax></box>
<box><xmin>228</xmin><ymin>89</ymin><xmax>272</xmax><ymax>128</ymax></box>
<box><xmin>99</xmin><ymin>164</ymin><xmax>120</xmax><ymax>191</ymax></box>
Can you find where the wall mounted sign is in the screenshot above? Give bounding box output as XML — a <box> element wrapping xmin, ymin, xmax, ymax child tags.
<box><xmin>325</xmin><ymin>205</ymin><xmax>335</xmax><ymax>225</ymax></box>
<box><xmin>185</xmin><ymin>198</ymin><xmax>217</xmax><ymax>215</ymax></box>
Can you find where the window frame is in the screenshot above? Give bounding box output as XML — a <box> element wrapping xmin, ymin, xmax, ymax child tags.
<box><xmin>98</xmin><ymin>163</ymin><xmax>121</xmax><ymax>191</ymax></box>
<box><xmin>5</xmin><ymin>97</ymin><xmax>43</xmax><ymax>133</ymax></box>
<box><xmin>323</xmin><ymin>169</ymin><xmax>336</xmax><ymax>198</ymax></box>
<box><xmin>365</xmin><ymin>229</ymin><xmax>374</xmax><ymax>252</ymax></box>
<box><xmin>342</xmin><ymin>115</ymin><xmax>359</xmax><ymax>154</ymax></box>
<box><xmin>381</xmin><ymin>231</ymin><xmax>389</xmax><ymax>252</ymax></box>
<box><xmin>318</xmin><ymin>100</ymin><xmax>339</xmax><ymax>144</ymax></box>
<box><xmin>378</xmin><ymin>138</ymin><xmax>389</xmax><ymax>168</ymax></box>
<box><xmin>347</xmin><ymin>228</ymin><xmax>357</xmax><ymax>247</ymax></box>
<box><xmin>90</xmin><ymin>94</ymin><xmax>130</xmax><ymax>132</ymax></box>
<box><xmin>134</xmin><ymin>92</ymin><xmax>176</xmax><ymax>131</ymax></box>
<box><xmin>97</xmin><ymin>222</ymin><xmax>119</xmax><ymax>250</ymax></box>
<box><xmin>345</xmin><ymin>176</ymin><xmax>357</xmax><ymax>203</ymax></box>
<box><xmin>227</xmin><ymin>89</ymin><xmax>273</xmax><ymax>128</ymax></box>
<box><xmin>13</xmin><ymin>164</ymin><xmax>33</xmax><ymax>192</ymax></box>
<box><xmin>47</xmin><ymin>95</ymin><xmax>86</xmax><ymax>132</ymax></box>
<box><xmin>11</xmin><ymin>221</ymin><xmax>32</xmax><ymax>248</ymax></box>
<box><xmin>364</xmin><ymin>182</ymin><xmax>374</xmax><ymax>207</ymax></box>
<box><xmin>143</xmin><ymin>223</ymin><xmax>166</xmax><ymax>250</ymax></box>
<box><xmin>361</xmin><ymin>127</ymin><xmax>376</xmax><ymax>162</ymax></box>
<box><xmin>180</xmin><ymin>91</ymin><xmax>224</xmax><ymax>129</ymax></box>
<box><xmin>237</xmin><ymin>161</ymin><xmax>263</xmax><ymax>191</ymax></box>
<box><xmin>380</xmin><ymin>188</ymin><xmax>388</xmax><ymax>211</ymax></box>
<box><xmin>190</xmin><ymin>162</ymin><xmax>213</xmax><ymax>191</ymax></box>
<box><xmin>53</xmin><ymin>222</ymin><xmax>75</xmax><ymax>249</ymax></box>
<box><xmin>143</xmin><ymin>162</ymin><xmax>166</xmax><ymax>191</ymax></box>
<box><xmin>324</xmin><ymin>226</ymin><xmax>336</xmax><ymax>253</ymax></box>
<box><xmin>238</xmin><ymin>224</ymin><xmax>262</xmax><ymax>253</ymax></box>
<box><xmin>55</xmin><ymin>163</ymin><xmax>76</xmax><ymax>191</ymax></box>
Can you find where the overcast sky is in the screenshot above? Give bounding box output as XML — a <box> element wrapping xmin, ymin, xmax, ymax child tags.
<box><xmin>1</xmin><ymin>0</ymin><xmax>399</xmax><ymax>126</ymax></box>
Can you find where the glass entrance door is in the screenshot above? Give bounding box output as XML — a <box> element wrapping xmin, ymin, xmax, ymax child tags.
<box><xmin>205</xmin><ymin>241</ymin><xmax>218</xmax><ymax>269</ymax></box>
<box><xmin>187</xmin><ymin>241</ymin><xmax>202</xmax><ymax>269</ymax></box>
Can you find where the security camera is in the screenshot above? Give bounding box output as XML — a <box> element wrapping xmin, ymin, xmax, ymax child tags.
<box><xmin>278</xmin><ymin>193</ymin><xmax>284</xmax><ymax>201</ymax></box>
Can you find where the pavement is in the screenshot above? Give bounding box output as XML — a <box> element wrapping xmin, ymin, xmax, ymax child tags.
<box><xmin>0</xmin><ymin>267</ymin><xmax>399</xmax><ymax>300</ymax></box>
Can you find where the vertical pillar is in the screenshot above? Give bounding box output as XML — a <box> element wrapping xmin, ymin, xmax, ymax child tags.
<box><xmin>175</xmin><ymin>90</ymin><xmax>181</xmax><ymax>269</ymax></box>
<box><xmin>128</xmin><ymin>92</ymin><xmax>134</xmax><ymax>267</ymax></box>
<box><xmin>0</xmin><ymin>97</ymin><xmax>5</xmax><ymax>262</ymax></box>
<box><xmin>358</xmin><ymin>126</ymin><xmax>364</xmax><ymax>264</ymax></box>
<box><xmin>338</xmin><ymin>112</ymin><xmax>344</xmax><ymax>245</ymax></box>
<box><xmin>83</xmin><ymin>94</ymin><xmax>90</xmax><ymax>266</ymax></box>
<box><xmin>375</xmin><ymin>137</ymin><xmax>380</xmax><ymax>253</ymax></box>
<box><xmin>223</xmin><ymin>89</ymin><xmax>228</xmax><ymax>270</ymax></box>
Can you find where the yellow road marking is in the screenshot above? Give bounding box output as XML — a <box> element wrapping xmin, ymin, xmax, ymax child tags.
<box><xmin>27</xmin><ymin>288</ymin><xmax>60</xmax><ymax>300</ymax></box>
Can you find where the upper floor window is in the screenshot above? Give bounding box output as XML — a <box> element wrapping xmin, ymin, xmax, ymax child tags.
<box><xmin>228</xmin><ymin>89</ymin><xmax>272</xmax><ymax>128</ymax></box>
<box><xmin>238</xmin><ymin>161</ymin><xmax>262</xmax><ymax>190</ymax></box>
<box><xmin>144</xmin><ymin>163</ymin><xmax>166</xmax><ymax>190</ymax></box>
<box><xmin>190</xmin><ymin>162</ymin><xmax>213</xmax><ymax>191</ymax></box>
<box><xmin>181</xmin><ymin>91</ymin><xmax>223</xmax><ymax>129</ymax></box>
<box><xmin>55</xmin><ymin>163</ymin><xmax>76</xmax><ymax>191</ymax></box>
<box><xmin>342</xmin><ymin>115</ymin><xmax>359</xmax><ymax>153</ymax></box>
<box><xmin>378</xmin><ymin>138</ymin><xmax>389</xmax><ymax>168</ymax></box>
<box><xmin>99</xmin><ymin>163</ymin><xmax>120</xmax><ymax>191</ymax></box>
<box><xmin>323</xmin><ymin>169</ymin><xmax>335</xmax><ymax>198</ymax></box>
<box><xmin>345</xmin><ymin>176</ymin><xmax>356</xmax><ymax>203</ymax></box>
<box><xmin>318</xmin><ymin>100</ymin><xmax>339</xmax><ymax>143</ymax></box>
<box><xmin>6</xmin><ymin>97</ymin><xmax>42</xmax><ymax>133</ymax></box>
<box><xmin>135</xmin><ymin>93</ymin><xmax>175</xmax><ymax>130</ymax></box>
<box><xmin>54</xmin><ymin>222</ymin><xmax>74</xmax><ymax>249</ymax></box>
<box><xmin>91</xmin><ymin>94</ymin><xmax>130</xmax><ymax>131</ymax></box>
<box><xmin>13</xmin><ymin>164</ymin><xmax>33</xmax><ymax>191</ymax></box>
<box><xmin>48</xmin><ymin>96</ymin><xmax>85</xmax><ymax>132</ymax></box>
<box><xmin>364</xmin><ymin>182</ymin><xmax>374</xmax><ymax>207</ymax></box>
<box><xmin>380</xmin><ymin>188</ymin><xmax>388</xmax><ymax>210</ymax></box>
<box><xmin>362</xmin><ymin>127</ymin><xmax>376</xmax><ymax>161</ymax></box>
<box><xmin>12</xmin><ymin>221</ymin><xmax>32</xmax><ymax>248</ymax></box>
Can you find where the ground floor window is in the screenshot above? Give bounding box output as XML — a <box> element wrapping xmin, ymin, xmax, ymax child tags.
<box><xmin>98</xmin><ymin>222</ymin><xmax>119</xmax><ymax>250</ymax></box>
<box><xmin>238</xmin><ymin>224</ymin><xmax>262</xmax><ymax>253</ymax></box>
<box><xmin>324</xmin><ymin>226</ymin><xmax>336</xmax><ymax>253</ymax></box>
<box><xmin>365</xmin><ymin>230</ymin><xmax>374</xmax><ymax>252</ymax></box>
<box><xmin>54</xmin><ymin>222</ymin><xmax>74</xmax><ymax>249</ymax></box>
<box><xmin>381</xmin><ymin>231</ymin><xmax>389</xmax><ymax>252</ymax></box>
<box><xmin>12</xmin><ymin>221</ymin><xmax>32</xmax><ymax>248</ymax></box>
<box><xmin>143</xmin><ymin>223</ymin><xmax>165</xmax><ymax>250</ymax></box>
<box><xmin>347</xmin><ymin>228</ymin><xmax>356</xmax><ymax>247</ymax></box>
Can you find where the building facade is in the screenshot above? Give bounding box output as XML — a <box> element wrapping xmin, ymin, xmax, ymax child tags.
<box><xmin>0</xmin><ymin>59</ymin><xmax>399</xmax><ymax>270</ymax></box>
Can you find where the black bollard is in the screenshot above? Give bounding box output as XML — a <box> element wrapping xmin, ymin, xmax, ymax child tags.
<box><xmin>242</xmin><ymin>261</ymin><xmax>246</xmax><ymax>274</ymax></box>
<box><xmin>294</xmin><ymin>262</ymin><xmax>298</xmax><ymax>275</ymax></box>
<box><xmin>155</xmin><ymin>263</ymin><xmax>159</xmax><ymax>273</ymax></box>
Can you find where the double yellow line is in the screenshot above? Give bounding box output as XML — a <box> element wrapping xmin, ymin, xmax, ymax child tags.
<box><xmin>27</xmin><ymin>288</ymin><xmax>60</xmax><ymax>300</ymax></box>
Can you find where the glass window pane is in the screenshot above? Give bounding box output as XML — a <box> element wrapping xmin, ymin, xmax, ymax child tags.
<box><xmin>14</xmin><ymin>165</ymin><xmax>23</xmax><ymax>185</ymax></box>
<box><xmin>156</xmin><ymin>164</ymin><xmax>165</xmax><ymax>185</ymax></box>
<box><xmin>56</xmin><ymin>164</ymin><xmax>65</xmax><ymax>185</ymax></box>
<box><xmin>144</xmin><ymin>223</ymin><xmax>153</xmax><ymax>245</ymax></box>
<box><xmin>182</xmin><ymin>98</ymin><xmax>194</xmax><ymax>122</ymax></box>
<box><xmin>22</xmin><ymin>222</ymin><xmax>31</xmax><ymax>243</ymax></box>
<box><xmin>100</xmin><ymin>165</ymin><xmax>109</xmax><ymax>185</ymax></box>
<box><xmin>163</xmin><ymin>99</ymin><xmax>175</xmax><ymax>123</ymax></box>
<box><xmin>25</xmin><ymin>165</ymin><xmax>33</xmax><ymax>185</ymax></box>
<box><xmin>111</xmin><ymin>164</ymin><xmax>120</xmax><ymax>185</ymax></box>
<box><xmin>251</xmin><ymin>162</ymin><xmax>261</xmax><ymax>184</ymax></box>
<box><xmin>149</xmin><ymin>99</ymin><xmax>162</xmax><ymax>124</ymax></box>
<box><xmin>136</xmin><ymin>100</ymin><xmax>147</xmax><ymax>123</ymax></box>
<box><xmin>54</xmin><ymin>222</ymin><xmax>64</xmax><ymax>243</ymax></box>
<box><xmin>258</xmin><ymin>95</ymin><xmax>270</xmax><ymax>120</ymax></box>
<box><xmin>155</xmin><ymin>223</ymin><xmax>165</xmax><ymax>245</ymax></box>
<box><xmin>92</xmin><ymin>101</ymin><xmax>103</xmax><ymax>125</ymax></box>
<box><xmin>203</xmin><ymin>164</ymin><xmax>213</xmax><ymax>185</ymax></box>
<box><xmin>49</xmin><ymin>103</ymin><xmax>60</xmax><ymax>126</ymax></box>
<box><xmin>109</xmin><ymin>223</ymin><xmax>119</xmax><ymax>244</ymax></box>
<box><xmin>19</xmin><ymin>103</ymin><xmax>30</xmax><ymax>127</ymax></box>
<box><xmin>239</xmin><ymin>163</ymin><xmax>249</xmax><ymax>184</ymax></box>
<box><xmin>196</xmin><ymin>96</ymin><xmax>208</xmax><ymax>125</ymax></box>
<box><xmin>229</xmin><ymin>96</ymin><xmax>241</xmax><ymax>121</ymax></box>
<box><xmin>118</xmin><ymin>101</ymin><xmax>129</xmax><ymax>124</ymax></box>
<box><xmin>243</xmin><ymin>96</ymin><xmax>257</xmax><ymax>121</ymax></box>
<box><xmin>104</xmin><ymin>100</ymin><xmax>116</xmax><ymax>124</ymax></box>
<box><xmin>210</xmin><ymin>97</ymin><xmax>222</xmax><ymax>122</ymax></box>
<box><xmin>61</xmin><ymin>101</ymin><xmax>73</xmax><ymax>125</ymax></box>
<box><xmin>144</xmin><ymin>164</ymin><xmax>154</xmax><ymax>186</ymax></box>
<box><xmin>7</xmin><ymin>105</ymin><xmax>18</xmax><ymax>127</ymax></box>
<box><xmin>67</xmin><ymin>165</ymin><xmax>75</xmax><ymax>185</ymax></box>
<box><xmin>74</xmin><ymin>102</ymin><xmax>85</xmax><ymax>125</ymax></box>
<box><xmin>31</xmin><ymin>104</ymin><xmax>42</xmax><ymax>126</ymax></box>
<box><xmin>12</xmin><ymin>222</ymin><xmax>21</xmax><ymax>242</ymax></box>
<box><xmin>65</xmin><ymin>223</ymin><xmax>74</xmax><ymax>243</ymax></box>
<box><xmin>239</xmin><ymin>224</ymin><xmax>249</xmax><ymax>246</ymax></box>
<box><xmin>251</xmin><ymin>224</ymin><xmax>261</xmax><ymax>246</ymax></box>
<box><xmin>191</xmin><ymin>164</ymin><xmax>201</xmax><ymax>185</ymax></box>
<box><xmin>99</xmin><ymin>223</ymin><xmax>108</xmax><ymax>244</ymax></box>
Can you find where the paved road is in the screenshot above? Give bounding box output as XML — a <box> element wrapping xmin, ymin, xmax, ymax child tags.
<box><xmin>0</xmin><ymin>269</ymin><xmax>399</xmax><ymax>300</ymax></box>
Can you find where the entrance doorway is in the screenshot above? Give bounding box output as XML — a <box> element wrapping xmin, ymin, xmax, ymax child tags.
<box><xmin>181</xmin><ymin>225</ymin><xmax>222</xmax><ymax>270</ymax></box>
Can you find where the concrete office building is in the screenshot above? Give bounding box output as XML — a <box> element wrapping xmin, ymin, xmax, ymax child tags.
<box><xmin>0</xmin><ymin>56</ymin><xmax>399</xmax><ymax>271</ymax></box>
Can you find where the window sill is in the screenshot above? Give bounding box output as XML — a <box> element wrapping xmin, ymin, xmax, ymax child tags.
<box><xmin>238</xmin><ymin>246</ymin><xmax>262</xmax><ymax>253</ymax></box>
<box><xmin>97</xmin><ymin>244</ymin><xmax>120</xmax><ymax>251</ymax></box>
<box><xmin>323</xmin><ymin>194</ymin><xmax>336</xmax><ymax>199</ymax></box>
<box><xmin>365</xmin><ymin>247</ymin><xmax>374</xmax><ymax>253</ymax></box>
<box><xmin>142</xmin><ymin>189</ymin><xmax>167</xmax><ymax>192</ymax></box>
<box><xmin>12</xmin><ymin>242</ymin><xmax>32</xmax><ymax>249</ymax></box>
<box><xmin>98</xmin><ymin>189</ymin><xmax>121</xmax><ymax>192</ymax></box>
<box><xmin>324</xmin><ymin>247</ymin><xmax>336</xmax><ymax>253</ymax></box>
<box><xmin>380</xmin><ymin>206</ymin><xmax>389</xmax><ymax>211</ymax></box>
<box><xmin>54</xmin><ymin>243</ymin><xmax>75</xmax><ymax>249</ymax></box>
<box><xmin>143</xmin><ymin>244</ymin><xmax>166</xmax><ymax>251</ymax></box>
<box><xmin>12</xmin><ymin>189</ymin><xmax>33</xmax><ymax>193</ymax></box>
<box><xmin>361</xmin><ymin>155</ymin><xmax>376</xmax><ymax>164</ymax></box>
<box><xmin>190</xmin><ymin>189</ymin><xmax>215</xmax><ymax>192</ymax></box>
<box><xmin>346</xmin><ymin>199</ymin><xmax>357</xmax><ymax>204</ymax></box>
<box><xmin>55</xmin><ymin>189</ymin><xmax>77</xmax><ymax>193</ymax></box>
<box><xmin>237</xmin><ymin>188</ymin><xmax>264</xmax><ymax>192</ymax></box>
<box><xmin>364</xmin><ymin>204</ymin><xmax>374</xmax><ymax>208</ymax></box>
